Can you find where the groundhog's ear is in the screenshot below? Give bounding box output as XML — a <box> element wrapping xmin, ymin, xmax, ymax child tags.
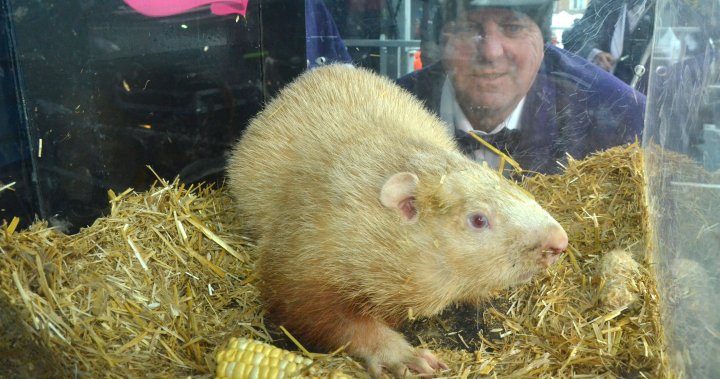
<box><xmin>380</xmin><ymin>172</ymin><xmax>419</xmax><ymax>222</ymax></box>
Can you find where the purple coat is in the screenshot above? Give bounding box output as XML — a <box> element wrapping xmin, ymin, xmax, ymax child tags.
<box><xmin>396</xmin><ymin>44</ymin><xmax>646</xmax><ymax>174</ymax></box>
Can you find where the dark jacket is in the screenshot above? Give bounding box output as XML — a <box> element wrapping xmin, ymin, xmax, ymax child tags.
<box><xmin>396</xmin><ymin>44</ymin><xmax>646</xmax><ymax>174</ymax></box>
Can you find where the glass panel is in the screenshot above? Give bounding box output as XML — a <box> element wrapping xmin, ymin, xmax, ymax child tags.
<box><xmin>643</xmin><ymin>0</ymin><xmax>720</xmax><ymax>376</ymax></box>
<box><xmin>0</xmin><ymin>0</ymin><xmax>306</xmax><ymax>231</ymax></box>
<box><xmin>0</xmin><ymin>16</ymin><xmax>34</xmax><ymax>229</ymax></box>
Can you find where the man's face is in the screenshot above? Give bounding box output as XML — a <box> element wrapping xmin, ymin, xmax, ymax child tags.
<box><xmin>442</xmin><ymin>8</ymin><xmax>544</xmax><ymax>120</ymax></box>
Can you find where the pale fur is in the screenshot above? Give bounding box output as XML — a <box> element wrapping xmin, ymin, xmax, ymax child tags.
<box><xmin>226</xmin><ymin>64</ymin><xmax>566</xmax><ymax>376</ymax></box>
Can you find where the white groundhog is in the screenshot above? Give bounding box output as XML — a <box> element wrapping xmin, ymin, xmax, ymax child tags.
<box><xmin>227</xmin><ymin>65</ymin><xmax>568</xmax><ymax>378</ymax></box>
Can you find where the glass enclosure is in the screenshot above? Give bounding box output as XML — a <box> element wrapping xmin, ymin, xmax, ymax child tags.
<box><xmin>644</xmin><ymin>0</ymin><xmax>720</xmax><ymax>376</ymax></box>
<box><xmin>1</xmin><ymin>0</ymin><xmax>719</xmax><ymax>376</ymax></box>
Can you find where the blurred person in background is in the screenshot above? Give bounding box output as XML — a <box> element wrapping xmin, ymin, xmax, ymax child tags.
<box><xmin>562</xmin><ymin>0</ymin><xmax>655</xmax><ymax>93</ymax></box>
<box><xmin>563</xmin><ymin>0</ymin><xmax>717</xmax><ymax>162</ymax></box>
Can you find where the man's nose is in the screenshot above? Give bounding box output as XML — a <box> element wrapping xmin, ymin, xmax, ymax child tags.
<box><xmin>473</xmin><ymin>30</ymin><xmax>504</xmax><ymax>61</ymax></box>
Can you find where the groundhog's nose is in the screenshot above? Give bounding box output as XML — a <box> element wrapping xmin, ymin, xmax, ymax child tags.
<box><xmin>539</xmin><ymin>226</ymin><xmax>568</xmax><ymax>267</ymax></box>
<box><xmin>544</xmin><ymin>226</ymin><xmax>568</xmax><ymax>253</ymax></box>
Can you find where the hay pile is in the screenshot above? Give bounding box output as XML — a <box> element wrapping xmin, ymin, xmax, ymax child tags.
<box><xmin>0</xmin><ymin>176</ymin><xmax>267</xmax><ymax>378</ymax></box>
<box><xmin>0</xmin><ymin>144</ymin><xmax>670</xmax><ymax>378</ymax></box>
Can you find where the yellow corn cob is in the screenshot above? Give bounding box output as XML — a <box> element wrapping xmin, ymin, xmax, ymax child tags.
<box><xmin>215</xmin><ymin>337</ymin><xmax>315</xmax><ymax>379</ymax></box>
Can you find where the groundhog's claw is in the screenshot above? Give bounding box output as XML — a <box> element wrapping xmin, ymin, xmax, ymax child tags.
<box><xmin>417</xmin><ymin>349</ymin><xmax>449</xmax><ymax>371</ymax></box>
<box><xmin>401</xmin><ymin>349</ymin><xmax>449</xmax><ymax>377</ymax></box>
<box><xmin>366</xmin><ymin>348</ymin><xmax>448</xmax><ymax>378</ymax></box>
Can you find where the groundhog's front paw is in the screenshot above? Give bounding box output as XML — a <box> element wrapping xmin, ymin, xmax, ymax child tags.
<box><xmin>365</xmin><ymin>347</ymin><xmax>448</xmax><ymax>378</ymax></box>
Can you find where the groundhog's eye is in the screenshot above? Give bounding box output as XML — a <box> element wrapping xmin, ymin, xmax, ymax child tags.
<box><xmin>467</xmin><ymin>213</ymin><xmax>490</xmax><ymax>230</ymax></box>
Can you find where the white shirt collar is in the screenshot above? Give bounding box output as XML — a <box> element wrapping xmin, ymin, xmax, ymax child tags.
<box><xmin>439</xmin><ymin>76</ymin><xmax>525</xmax><ymax>168</ymax></box>
<box><xmin>439</xmin><ymin>75</ymin><xmax>525</xmax><ymax>135</ymax></box>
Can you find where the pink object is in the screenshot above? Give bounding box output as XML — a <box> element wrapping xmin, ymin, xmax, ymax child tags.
<box><xmin>123</xmin><ymin>0</ymin><xmax>249</xmax><ymax>17</ymax></box>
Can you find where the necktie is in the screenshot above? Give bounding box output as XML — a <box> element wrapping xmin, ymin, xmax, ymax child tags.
<box><xmin>455</xmin><ymin>129</ymin><xmax>521</xmax><ymax>157</ymax></box>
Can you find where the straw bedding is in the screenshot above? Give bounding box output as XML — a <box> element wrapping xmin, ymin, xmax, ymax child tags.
<box><xmin>0</xmin><ymin>144</ymin><xmax>676</xmax><ymax>378</ymax></box>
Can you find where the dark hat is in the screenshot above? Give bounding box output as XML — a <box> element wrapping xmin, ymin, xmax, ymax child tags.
<box><xmin>440</xmin><ymin>0</ymin><xmax>556</xmax><ymax>42</ymax></box>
